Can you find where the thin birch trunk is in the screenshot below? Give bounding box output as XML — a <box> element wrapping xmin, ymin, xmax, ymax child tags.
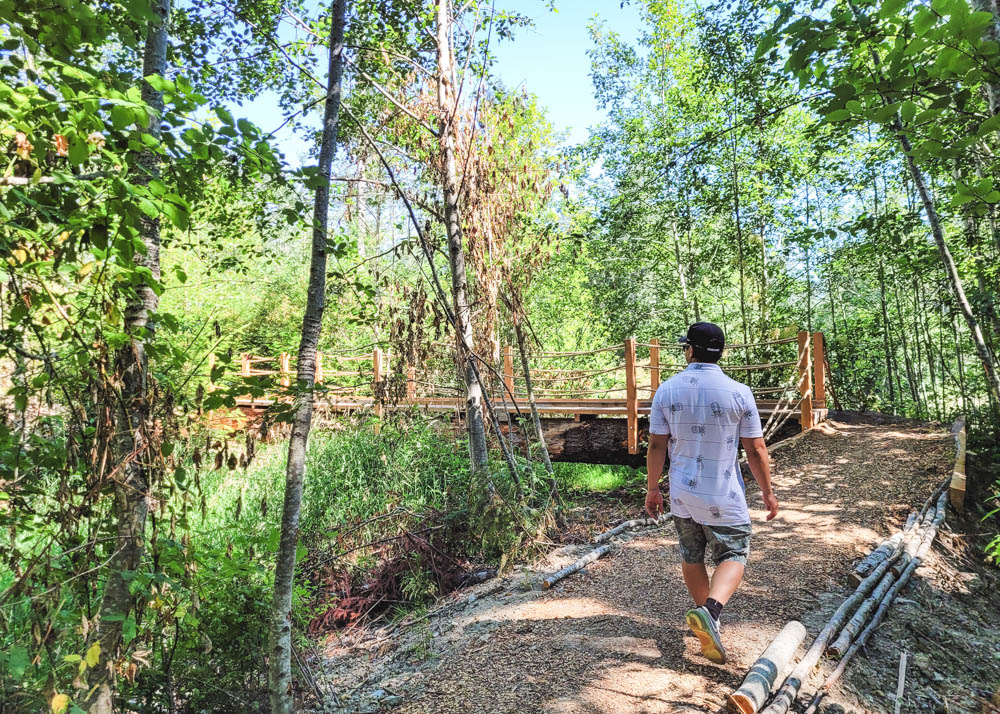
<box><xmin>86</xmin><ymin>2</ymin><xmax>168</xmax><ymax>709</ymax></box>
<box><xmin>268</xmin><ymin>3</ymin><xmax>347</xmax><ymax>711</ymax></box>
<box><xmin>891</xmin><ymin>272</ymin><xmax>921</xmax><ymax>411</ymax></box>
<box><xmin>671</xmin><ymin>220</ymin><xmax>691</xmax><ymax>326</ymax></box>
<box><xmin>877</xmin><ymin>259</ymin><xmax>896</xmax><ymax>410</ymax></box>
<box><xmin>436</xmin><ymin>0</ymin><xmax>489</xmax><ymax>473</ymax></box>
<box><xmin>729</xmin><ymin>88</ymin><xmax>749</xmax><ymax>344</ymax></box>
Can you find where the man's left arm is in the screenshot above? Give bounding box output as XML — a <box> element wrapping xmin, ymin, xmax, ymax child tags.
<box><xmin>646</xmin><ymin>389</ymin><xmax>669</xmax><ymax>517</ymax></box>
<box><xmin>646</xmin><ymin>434</ymin><xmax>668</xmax><ymax>517</ymax></box>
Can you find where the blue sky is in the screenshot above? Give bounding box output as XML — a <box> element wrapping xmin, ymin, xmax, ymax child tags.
<box><xmin>235</xmin><ymin>1</ymin><xmax>645</xmax><ymax>166</ymax></box>
<box><xmin>490</xmin><ymin>1</ymin><xmax>644</xmax><ymax>143</ymax></box>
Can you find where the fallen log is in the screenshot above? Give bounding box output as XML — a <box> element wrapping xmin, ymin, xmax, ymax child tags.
<box><xmin>802</xmin><ymin>490</ymin><xmax>948</xmax><ymax>714</ymax></box>
<box><xmin>727</xmin><ymin>621</ymin><xmax>807</xmax><ymax>714</ymax></box>
<box><xmin>542</xmin><ymin>544</ymin><xmax>612</xmax><ymax>589</ymax></box>
<box><xmin>593</xmin><ymin>514</ymin><xmax>668</xmax><ymax>544</ymax></box>
<box><xmin>759</xmin><ymin>541</ymin><xmax>906</xmax><ymax>714</ymax></box>
<box><xmin>506</xmin><ymin>417</ymin><xmax>650</xmax><ymax>467</ymax></box>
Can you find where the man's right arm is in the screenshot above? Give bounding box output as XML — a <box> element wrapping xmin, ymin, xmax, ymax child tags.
<box><xmin>740</xmin><ymin>436</ymin><xmax>778</xmax><ymax>520</ymax></box>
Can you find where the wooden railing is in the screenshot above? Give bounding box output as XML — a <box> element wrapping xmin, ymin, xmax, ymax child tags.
<box><xmin>222</xmin><ymin>330</ymin><xmax>828</xmax><ymax>453</ymax></box>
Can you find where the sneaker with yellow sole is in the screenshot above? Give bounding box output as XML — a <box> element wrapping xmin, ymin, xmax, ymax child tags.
<box><xmin>685</xmin><ymin>606</ymin><xmax>727</xmax><ymax>664</ymax></box>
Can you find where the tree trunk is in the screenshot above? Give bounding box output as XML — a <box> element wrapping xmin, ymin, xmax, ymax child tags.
<box><xmin>729</xmin><ymin>89</ymin><xmax>749</xmax><ymax>345</ymax></box>
<box><xmin>512</xmin><ymin>316</ymin><xmax>553</xmax><ymax>476</ymax></box>
<box><xmin>892</xmin><ymin>276</ymin><xmax>921</xmax><ymax>412</ymax></box>
<box><xmin>671</xmin><ymin>220</ymin><xmax>691</xmax><ymax>326</ymax></box>
<box><xmin>268</xmin><ymin>3</ymin><xmax>347</xmax><ymax>712</ymax></box>
<box><xmin>86</xmin><ymin>2</ymin><xmax>169</xmax><ymax>710</ymax></box>
<box><xmin>436</xmin><ymin>0</ymin><xmax>489</xmax><ymax>473</ymax></box>
<box><xmin>893</xmin><ymin>124</ymin><xmax>1000</xmax><ymax>406</ymax></box>
<box><xmin>971</xmin><ymin>0</ymin><xmax>1000</xmax><ymax>116</ymax></box>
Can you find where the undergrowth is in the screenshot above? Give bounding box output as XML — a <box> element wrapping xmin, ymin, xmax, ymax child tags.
<box><xmin>1</xmin><ymin>414</ymin><xmax>629</xmax><ymax>712</ymax></box>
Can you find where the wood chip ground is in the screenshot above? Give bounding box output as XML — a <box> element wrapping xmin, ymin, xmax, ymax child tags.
<box><xmin>316</xmin><ymin>419</ymin><xmax>1000</xmax><ymax>714</ymax></box>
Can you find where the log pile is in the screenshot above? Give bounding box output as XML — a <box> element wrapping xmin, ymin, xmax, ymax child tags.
<box><xmin>733</xmin><ymin>480</ymin><xmax>950</xmax><ymax>714</ymax></box>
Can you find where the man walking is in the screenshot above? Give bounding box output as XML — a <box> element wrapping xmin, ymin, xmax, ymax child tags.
<box><xmin>644</xmin><ymin>322</ymin><xmax>778</xmax><ymax>664</ymax></box>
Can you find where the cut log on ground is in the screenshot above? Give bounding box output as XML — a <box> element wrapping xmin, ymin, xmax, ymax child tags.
<box><xmin>542</xmin><ymin>544</ymin><xmax>612</xmax><ymax>589</ymax></box>
<box><xmin>849</xmin><ymin>531</ymin><xmax>904</xmax><ymax>587</ymax></box>
<box><xmin>727</xmin><ymin>621</ymin><xmax>807</xmax><ymax>714</ymax></box>
<box><xmin>593</xmin><ymin>514</ymin><xmax>669</xmax><ymax>544</ymax></box>
<box><xmin>949</xmin><ymin>416</ymin><xmax>966</xmax><ymax>511</ymax></box>
<box><xmin>802</xmin><ymin>490</ymin><xmax>949</xmax><ymax>714</ymax></box>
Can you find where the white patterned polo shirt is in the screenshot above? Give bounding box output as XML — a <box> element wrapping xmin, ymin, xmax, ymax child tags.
<box><xmin>649</xmin><ymin>362</ymin><xmax>763</xmax><ymax>526</ymax></box>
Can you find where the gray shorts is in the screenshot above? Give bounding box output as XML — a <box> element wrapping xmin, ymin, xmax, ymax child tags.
<box><xmin>673</xmin><ymin>516</ymin><xmax>752</xmax><ymax>566</ymax></box>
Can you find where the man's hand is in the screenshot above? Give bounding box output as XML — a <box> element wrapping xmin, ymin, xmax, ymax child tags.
<box><xmin>645</xmin><ymin>488</ymin><xmax>664</xmax><ymax>518</ymax></box>
<box><xmin>762</xmin><ymin>491</ymin><xmax>779</xmax><ymax>521</ymax></box>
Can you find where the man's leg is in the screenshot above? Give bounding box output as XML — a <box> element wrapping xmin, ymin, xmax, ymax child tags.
<box><xmin>674</xmin><ymin>516</ymin><xmax>708</xmax><ymax>605</ymax></box>
<box><xmin>681</xmin><ymin>562</ymin><xmax>710</xmax><ymax>606</ymax></box>
<box><xmin>706</xmin><ymin>524</ymin><xmax>752</xmax><ymax>605</ymax></box>
<box><xmin>707</xmin><ymin>561</ymin><xmax>745</xmax><ymax>604</ymax></box>
<box><xmin>684</xmin><ymin>524</ymin><xmax>751</xmax><ymax>665</ymax></box>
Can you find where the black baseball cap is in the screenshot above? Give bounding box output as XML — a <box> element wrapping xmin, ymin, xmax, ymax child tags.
<box><xmin>678</xmin><ymin>322</ymin><xmax>725</xmax><ymax>353</ymax></box>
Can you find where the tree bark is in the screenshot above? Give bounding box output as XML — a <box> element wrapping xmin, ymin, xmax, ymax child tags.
<box><xmin>671</xmin><ymin>220</ymin><xmax>691</xmax><ymax>326</ymax></box>
<box><xmin>268</xmin><ymin>3</ymin><xmax>347</xmax><ymax>712</ymax></box>
<box><xmin>971</xmin><ymin>0</ymin><xmax>1000</xmax><ymax>116</ymax></box>
<box><xmin>435</xmin><ymin>0</ymin><xmax>489</xmax><ymax>473</ymax></box>
<box><xmin>86</xmin><ymin>1</ymin><xmax>169</xmax><ymax>710</ymax></box>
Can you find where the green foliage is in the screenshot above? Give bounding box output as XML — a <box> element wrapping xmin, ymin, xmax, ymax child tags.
<box><xmin>554</xmin><ymin>462</ymin><xmax>634</xmax><ymax>494</ymax></box>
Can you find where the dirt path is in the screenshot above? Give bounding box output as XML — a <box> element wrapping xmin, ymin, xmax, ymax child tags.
<box><xmin>318</xmin><ymin>420</ymin><xmax>1000</xmax><ymax>714</ymax></box>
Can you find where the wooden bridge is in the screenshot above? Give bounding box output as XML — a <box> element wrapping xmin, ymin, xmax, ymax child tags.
<box><xmin>225</xmin><ymin>330</ymin><xmax>828</xmax><ymax>461</ymax></box>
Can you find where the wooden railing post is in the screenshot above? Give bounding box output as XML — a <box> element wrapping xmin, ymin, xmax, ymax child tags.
<box><xmin>503</xmin><ymin>345</ymin><xmax>514</xmax><ymax>398</ymax></box>
<box><xmin>812</xmin><ymin>332</ymin><xmax>825</xmax><ymax>410</ymax></box>
<box><xmin>797</xmin><ymin>330</ymin><xmax>814</xmax><ymax>430</ymax></box>
<box><xmin>625</xmin><ymin>337</ymin><xmax>638</xmax><ymax>454</ymax></box>
<box><xmin>314</xmin><ymin>351</ymin><xmax>324</xmax><ymax>384</ymax></box>
<box><xmin>649</xmin><ymin>338</ymin><xmax>660</xmax><ymax>392</ymax></box>
<box><xmin>241</xmin><ymin>353</ymin><xmax>250</xmax><ymax>378</ymax></box>
<box><xmin>279</xmin><ymin>352</ymin><xmax>291</xmax><ymax>387</ymax></box>
<box><xmin>407</xmin><ymin>365</ymin><xmax>416</xmax><ymax>401</ymax></box>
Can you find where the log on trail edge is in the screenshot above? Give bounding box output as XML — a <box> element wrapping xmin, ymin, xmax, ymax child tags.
<box><xmin>543</xmin><ymin>512</ymin><xmax>670</xmax><ymax>589</ymax></box>
<box><xmin>849</xmin><ymin>531</ymin><xmax>904</xmax><ymax>587</ymax></box>
<box><xmin>727</xmin><ymin>620</ymin><xmax>808</xmax><ymax>714</ymax></box>
<box><xmin>759</xmin><ymin>525</ymin><xmax>910</xmax><ymax>714</ymax></box>
<box><xmin>593</xmin><ymin>516</ymin><xmax>664</xmax><ymax>544</ymax></box>
<box><xmin>801</xmin><ymin>490</ymin><xmax>949</xmax><ymax>714</ymax></box>
<box><xmin>542</xmin><ymin>544</ymin><xmax>612</xmax><ymax>589</ymax></box>
<box><xmin>763</xmin><ymin>481</ymin><xmax>948</xmax><ymax>714</ymax></box>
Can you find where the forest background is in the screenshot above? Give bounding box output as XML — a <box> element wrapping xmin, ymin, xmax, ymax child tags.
<box><xmin>2</xmin><ymin>0</ymin><xmax>1000</xmax><ymax>711</ymax></box>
